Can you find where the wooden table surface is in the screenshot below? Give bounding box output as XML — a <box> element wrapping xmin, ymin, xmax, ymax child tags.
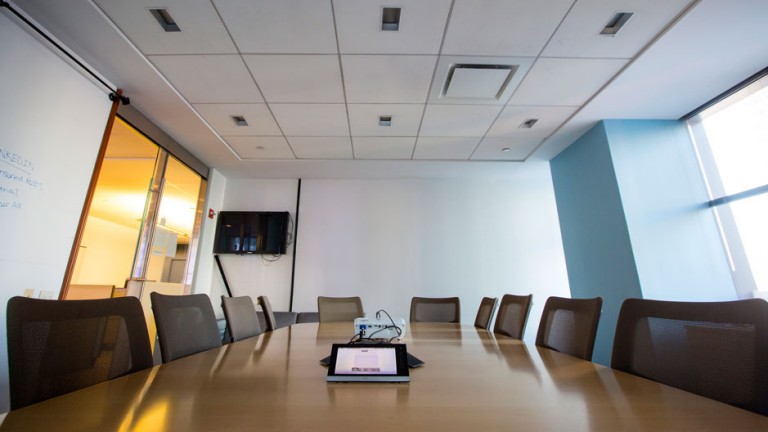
<box><xmin>2</xmin><ymin>322</ymin><xmax>767</xmax><ymax>431</ymax></box>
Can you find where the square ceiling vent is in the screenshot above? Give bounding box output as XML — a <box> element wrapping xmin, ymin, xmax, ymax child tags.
<box><xmin>428</xmin><ymin>56</ymin><xmax>534</xmax><ymax>105</ymax></box>
<box><xmin>442</xmin><ymin>64</ymin><xmax>518</xmax><ymax>100</ymax></box>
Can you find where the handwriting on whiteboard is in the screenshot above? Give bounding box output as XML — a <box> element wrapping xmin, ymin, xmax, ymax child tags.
<box><xmin>0</xmin><ymin>147</ymin><xmax>43</xmax><ymax>210</ymax></box>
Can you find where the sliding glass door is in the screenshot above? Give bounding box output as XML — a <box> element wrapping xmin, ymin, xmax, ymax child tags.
<box><xmin>63</xmin><ymin>117</ymin><xmax>205</xmax><ymax>302</ymax></box>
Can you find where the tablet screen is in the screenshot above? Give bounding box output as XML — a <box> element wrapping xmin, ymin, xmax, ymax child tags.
<box><xmin>334</xmin><ymin>346</ymin><xmax>398</xmax><ymax>374</ymax></box>
<box><xmin>327</xmin><ymin>343</ymin><xmax>410</xmax><ymax>382</ymax></box>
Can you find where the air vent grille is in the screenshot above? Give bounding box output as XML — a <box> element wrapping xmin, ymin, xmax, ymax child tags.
<box><xmin>441</xmin><ymin>64</ymin><xmax>518</xmax><ymax>100</ymax></box>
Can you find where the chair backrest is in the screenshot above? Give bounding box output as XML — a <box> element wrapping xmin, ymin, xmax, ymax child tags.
<box><xmin>150</xmin><ymin>292</ymin><xmax>221</xmax><ymax>363</ymax></box>
<box><xmin>410</xmin><ymin>297</ymin><xmax>461</xmax><ymax>323</ymax></box>
<box><xmin>535</xmin><ymin>296</ymin><xmax>602</xmax><ymax>361</ymax></box>
<box><xmin>221</xmin><ymin>296</ymin><xmax>263</xmax><ymax>342</ymax></box>
<box><xmin>611</xmin><ymin>298</ymin><xmax>768</xmax><ymax>415</ymax></box>
<box><xmin>6</xmin><ymin>296</ymin><xmax>153</xmax><ymax>410</ymax></box>
<box><xmin>493</xmin><ymin>294</ymin><xmax>533</xmax><ymax>339</ymax></box>
<box><xmin>257</xmin><ymin>295</ymin><xmax>278</xmax><ymax>331</ymax></box>
<box><xmin>317</xmin><ymin>296</ymin><xmax>364</xmax><ymax>322</ymax></box>
<box><xmin>296</xmin><ymin>312</ymin><xmax>320</xmax><ymax>323</ymax></box>
<box><xmin>474</xmin><ymin>297</ymin><xmax>498</xmax><ymax>330</ymax></box>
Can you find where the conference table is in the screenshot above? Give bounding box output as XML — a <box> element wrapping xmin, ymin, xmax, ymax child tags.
<box><xmin>2</xmin><ymin>322</ymin><xmax>767</xmax><ymax>431</ymax></box>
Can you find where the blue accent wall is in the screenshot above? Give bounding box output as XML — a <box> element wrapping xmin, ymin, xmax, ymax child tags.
<box><xmin>550</xmin><ymin>122</ymin><xmax>643</xmax><ymax>366</ymax></box>
<box><xmin>605</xmin><ymin>120</ymin><xmax>735</xmax><ymax>301</ymax></box>
<box><xmin>550</xmin><ymin>120</ymin><xmax>736</xmax><ymax>366</ymax></box>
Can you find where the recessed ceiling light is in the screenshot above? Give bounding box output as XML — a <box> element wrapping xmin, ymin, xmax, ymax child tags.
<box><xmin>379</xmin><ymin>115</ymin><xmax>392</xmax><ymax>126</ymax></box>
<box><xmin>501</xmin><ymin>148</ymin><xmax>510</xmax><ymax>152</ymax></box>
<box><xmin>231</xmin><ymin>115</ymin><xmax>248</xmax><ymax>126</ymax></box>
<box><xmin>149</xmin><ymin>8</ymin><xmax>181</xmax><ymax>32</ymax></box>
<box><xmin>519</xmin><ymin>119</ymin><xmax>538</xmax><ymax>129</ymax></box>
<box><xmin>600</xmin><ymin>12</ymin><xmax>634</xmax><ymax>36</ymax></box>
<box><xmin>381</xmin><ymin>7</ymin><xmax>401</xmax><ymax>31</ymax></box>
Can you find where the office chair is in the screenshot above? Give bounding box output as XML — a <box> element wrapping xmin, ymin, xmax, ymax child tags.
<box><xmin>612</xmin><ymin>297</ymin><xmax>768</xmax><ymax>415</ymax></box>
<box><xmin>535</xmin><ymin>296</ymin><xmax>602</xmax><ymax>361</ymax></box>
<box><xmin>474</xmin><ymin>297</ymin><xmax>498</xmax><ymax>330</ymax></box>
<box><xmin>410</xmin><ymin>297</ymin><xmax>461</xmax><ymax>323</ymax></box>
<box><xmin>493</xmin><ymin>294</ymin><xmax>533</xmax><ymax>339</ymax></box>
<box><xmin>221</xmin><ymin>295</ymin><xmax>263</xmax><ymax>342</ymax></box>
<box><xmin>257</xmin><ymin>295</ymin><xmax>278</xmax><ymax>331</ymax></box>
<box><xmin>151</xmin><ymin>292</ymin><xmax>221</xmax><ymax>363</ymax></box>
<box><xmin>317</xmin><ymin>296</ymin><xmax>364</xmax><ymax>322</ymax></box>
<box><xmin>296</xmin><ymin>312</ymin><xmax>320</xmax><ymax>323</ymax></box>
<box><xmin>6</xmin><ymin>296</ymin><xmax>153</xmax><ymax>410</ymax></box>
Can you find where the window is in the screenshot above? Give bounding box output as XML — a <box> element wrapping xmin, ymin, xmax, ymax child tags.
<box><xmin>686</xmin><ymin>69</ymin><xmax>768</xmax><ymax>298</ymax></box>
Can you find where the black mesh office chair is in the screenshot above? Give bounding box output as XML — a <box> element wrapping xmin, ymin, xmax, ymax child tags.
<box><xmin>474</xmin><ymin>297</ymin><xmax>498</xmax><ymax>330</ymax></box>
<box><xmin>612</xmin><ymin>297</ymin><xmax>768</xmax><ymax>415</ymax></box>
<box><xmin>6</xmin><ymin>296</ymin><xmax>153</xmax><ymax>410</ymax></box>
<box><xmin>221</xmin><ymin>295</ymin><xmax>263</xmax><ymax>342</ymax></box>
<box><xmin>535</xmin><ymin>296</ymin><xmax>602</xmax><ymax>361</ymax></box>
<box><xmin>493</xmin><ymin>294</ymin><xmax>533</xmax><ymax>339</ymax></box>
<box><xmin>410</xmin><ymin>297</ymin><xmax>461</xmax><ymax>323</ymax></box>
<box><xmin>151</xmin><ymin>292</ymin><xmax>221</xmax><ymax>363</ymax></box>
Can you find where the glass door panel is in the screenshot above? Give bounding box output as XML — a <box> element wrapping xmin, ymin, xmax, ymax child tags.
<box><xmin>140</xmin><ymin>157</ymin><xmax>204</xmax><ymax>345</ymax></box>
<box><xmin>65</xmin><ymin>118</ymin><xmax>159</xmax><ymax>300</ymax></box>
<box><xmin>145</xmin><ymin>156</ymin><xmax>202</xmax><ymax>288</ymax></box>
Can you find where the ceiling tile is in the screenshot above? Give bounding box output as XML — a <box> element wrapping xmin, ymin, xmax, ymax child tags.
<box><xmin>225</xmin><ymin>136</ymin><xmax>295</xmax><ymax>159</ymax></box>
<box><xmin>541</xmin><ymin>0</ymin><xmax>693</xmax><ymax>58</ymax></box>
<box><xmin>428</xmin><ymin>56</ymin><xmax>534</xmax><ymax>105</ymax></box>
<box><xmin>420</xmin><ymin>105</ymin><xmax>503</xmax><ymax>137</ymax></box>
<box><xmin>93</xmin><ymin>0</ymin><xmax>236</xmax><ymax>55</ymax></box>
<box><xmin>353</xmin><ymin>137</ymin><xmax>416</xmax><ymax>159</ymax></box>
<box><xmin>413</xmin><ymin>137</ymin><xmax>479</xmax><ymax>160</ymax></box>
<box><xmin>348</xmin><ymin>104</ymin><xmax>424</xmax><ymax>136</ymax></box>
<box><xmin>193</xmin><ymin>103</ymin><xmax>281</xmax><ymax>136</ymax></box>
<box><xmin>342</xmin><ymin>55</ymin><xmax>437</xmax><ymax>103</ymax></box>
<box><xmin>471</xmin><ymin>137</ymin><xmax>541</xmax><ymax>161</ymax></box>
<box><xmin>507</xmin><ymin>58</ymin><xmax>628</xmax><ymax>106</ymax></box>
<box><xmin>270</xmin><ymin>104</ymin><xmax>349</xmax><ymax>136</ymax></box>
<box><xmin>442</xmin><ymin>0</ymin><xmax>574</xmax><ymax>56</ymax></box>
<box><xmin>486</xmin><ymin>105</ymin><xmax>578</xmax><ymax>138</ymax></box>
<box><xmin>288</xmin><ymin>137</ymin><xmax>353</xmax><ymax>159</ymax></box>
<box><xmin>149</xmin><ymin>55</ymin><xmax>263</xmax><ymax>103</ymax></box>
<box><xmin>333</xmin><ymin>0</ymin><xmax>452</xmax><ymax>54</ymax></box>
<box><xmin>213</xmin><ymin>0</ymin><xmax>337</xmax><ymax>54</ymax></box>
<box><xmin>243</xmin><ymin>55</ymin><xmax>344</xmax><ymax>103</ymax></box>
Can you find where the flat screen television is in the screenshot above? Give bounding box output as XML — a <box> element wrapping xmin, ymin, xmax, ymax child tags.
<box><xmin>213</xmin><ymin>211</ymin><xmax>289</xmax><ymax>255</ymax></box>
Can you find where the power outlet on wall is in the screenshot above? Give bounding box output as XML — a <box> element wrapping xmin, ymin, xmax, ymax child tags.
<box><xmin>38</xmin><ymin>290</ymin><xmax>55</xmax><ymax>299</ymax></box>
<box><xmin>22</xmin><ymin>289</ymin><xmax>35</xmax><ymax>297</ymax></box>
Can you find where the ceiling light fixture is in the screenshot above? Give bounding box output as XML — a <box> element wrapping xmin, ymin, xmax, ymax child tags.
<box><xmin>149</xmin><ymin>8</ymin><xmax>181</xmax><ymax>32</ymax></box>
<box><xmin>381</xmin><ymin>7</ymin><xmax>401</xmax><ymax>31</ymax></box>
<box><xmin>600</xmin><ymin>12</ymin><xmax>634</xmax><ymax>36</ymax></box>
<box><xmin>519</xmin><ymin>119</ymin><xmax>538</xmax><ymax>129</ymax></box>
<box><xmin>379</xmin><ymin>115</ymin><xmax>392</xmax><ymax>126</ymax></box>
<box><xmin>231</xmin><ymin>115</ymin><xmax>248</xmax><ymax>126</ymax></box>
<box><xmin>501</xmin><ymin>148</ymin><xmax>511</xmax><ymax>152</ymax></box>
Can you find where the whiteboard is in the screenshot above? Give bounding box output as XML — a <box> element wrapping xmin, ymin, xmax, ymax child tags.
<box><xmin>0</xmin><ymin>11</ymin><xmax>112</xmax><ymax>411</ymax></box>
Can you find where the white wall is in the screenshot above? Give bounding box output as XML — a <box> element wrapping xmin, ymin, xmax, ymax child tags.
<box><xmin>293</xmin><ymin>163</ymin><xmax>570</xmax><ymax>342</ymax></box>
<box><xmin>207</xmin><ymin>179</ymin><xmax>299</xmax><ymax>311</ymax></box>
<box><xmin>0</xmin><ymin>11</ymin><xmax>112</xmax><ymax>412</ymax></box>
<box><xmin>192</xmin><ymin>169</ymin><xmax>227</xmax><ymax>315</ymax></box>
<box><xmin>211</xmin><ymin>168</ymin><xmax>570</xmax><ymax>343</ymax></box>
